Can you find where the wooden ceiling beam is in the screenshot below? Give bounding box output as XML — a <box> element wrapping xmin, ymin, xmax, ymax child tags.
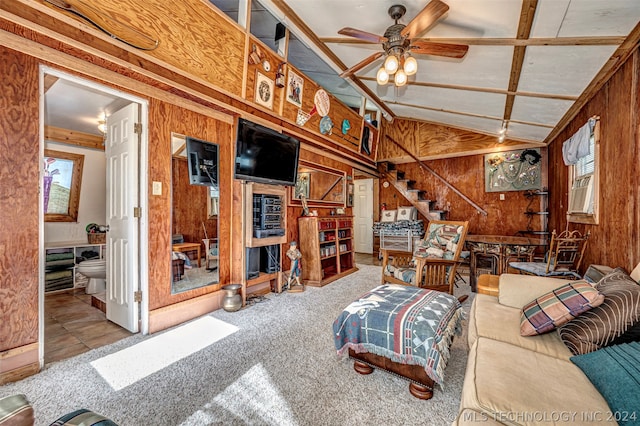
<box><xmin>358</xmin><ymin>76</ymin><xmax>579</xmax><ymax>101</ymax></box>
<box><xmin>503</xmin><ymin>0</ymin><xmax>538</xmax><ymax>122</ymax></box>
<box><xmin>45</xmin><ymin>125</ymin><xmax>105</xmax><ymax>150</ymax></box>
<box><xmin>320</xmin><ymin>36</ymin><xmax>626</xmax><ymax>46</ymax></box>
<box><xmin>388</xmin><ymin>100</ymin><xmax>554</xmax><ymax>128</ymax></box>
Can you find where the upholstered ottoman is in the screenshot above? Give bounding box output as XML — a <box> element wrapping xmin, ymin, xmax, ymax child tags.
<box><xmin>333</xmin><ymin>284</ymin><xmax>464</xmax><ymax>399</ymax></box>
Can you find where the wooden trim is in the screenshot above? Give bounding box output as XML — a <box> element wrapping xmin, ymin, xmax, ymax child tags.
<box><xmin>0</xmin><ymin>343</ymin><xmax>40</xmax><ymax>385</ymax></box>
<box><xmin>320</xmin><ymin>36</ymin><xmax>627</xmax><ymax>46</ymax></box>
<box><xmin>148</xmin><ymin>291</ymin><xmax>223</xmax><ymax>334</ymax></box>
<box><xmin>44</xmin><ymin>125</ymin><xmax>104</xmax><ymax>150</ymax></box>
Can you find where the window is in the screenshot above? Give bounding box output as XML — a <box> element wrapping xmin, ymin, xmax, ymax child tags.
<box><xmin>567</xmin><ymin>118</ymin><xmax>599</xmax><ymax>224</ymax></box>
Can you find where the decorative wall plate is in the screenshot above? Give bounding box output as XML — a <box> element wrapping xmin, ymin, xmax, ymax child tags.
<box><xmin>262</xmin><ymin>60</ymin><xmax>271</xmax><ymax>72</ymax></box>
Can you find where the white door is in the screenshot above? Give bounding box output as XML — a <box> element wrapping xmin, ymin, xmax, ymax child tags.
<box><xmin>354</xmin><ymin>178</ymin><xmax>374</xmax><ymax>253</ymax></box>
<box><xmin>105</xmin><ymin>103</ymin><xmax>140</xmax><ymax>332</ymax></box>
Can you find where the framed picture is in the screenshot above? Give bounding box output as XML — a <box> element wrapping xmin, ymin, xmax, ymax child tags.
<box><xmin>255</xmin><ymin>71</ymin><xmax>274</xmax><ymax>109</ymax></box>
<box><xmin>347</xmin><ymin>183</ymin><xmax>354</xmax><ymax>207</ymax></box>
<box><xmin>43</xmin><ymin>149</ymin><xmax>84</xmax><ymax>222</ymax></box>
<box><xmin>485</xmin><ymin>148</ymin><xmax>542</xmax><ymax>192</ymax></box>
<box><xmin>286</xmin><ymin>69</ymin><xmax>303</xmax><ymax>107</ymax></box>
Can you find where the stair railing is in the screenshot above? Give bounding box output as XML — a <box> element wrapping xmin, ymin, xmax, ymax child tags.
<box><xmin>385</xmin><ymin>135</ymin><xmax>488</xmax><ymax>216</ymax></box>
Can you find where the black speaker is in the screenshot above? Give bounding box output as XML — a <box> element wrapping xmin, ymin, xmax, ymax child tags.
<box><xmin>246</xmin><ymin>247</ymin><xmax>260</xmax><ymax>280</ymax></box>
<box><xmin>275</xmin><ymin>23</ymin><xmax>286</xmax><ymax>41</ymax></box>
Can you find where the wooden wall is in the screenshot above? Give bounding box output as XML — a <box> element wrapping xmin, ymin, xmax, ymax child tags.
<box><xmin>0</xmin><ymin>47</ymin><xmax>40</xmax><ymax>354</ymax></box>
<box><xmin>378</xmin><ymin>153</ymin><xmax>545</xmax><ymax>236</ymax></box>
<box><xmin>547</xmin><ymin>49</ymin><xmax>640</xmax><ymax>273</ymax></box>
<box><xmin>378</xmin><ymin>118</ymin><xmax>538</xmax><ymax>162</ymax></box>
<box><xmin>148</xmin><ymin>99</ymin><xmax>234</xmax><ymax>311</ymax></box>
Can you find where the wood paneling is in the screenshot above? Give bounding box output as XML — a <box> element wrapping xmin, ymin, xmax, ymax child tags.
<box><xmin>379</xmin><ymin>118</ymin><xmax>534</xmax><ymax>162</ymax></box>
<box><xmin>280</xmin><ymin>64</ymin><xmax>364</xmax><ymax>153</ymax></box>
<box><xmin>147</xmin><ymin>99</ymin><xmax>234</xmax><ymax>311</ymax></box>
<box><xmin>378</xmin><ymin>153</ymin><xmax>542</xmax><ymax>236</ymax></box>
<box><xmin>0</xmin><ymin>47</ymin><xmax>40</xmax><ymax>353</ymax></box>
<box><xmin>547</xmin><ymin>49</ymin><xmax>640</xmax><ymax>273</ymax></box>
<box><xmin>37</xmin><ymin>0</ymin><xmax>246</xmax><ymax>97</ymax></box>
<box><xmin>245</xmin><ymin>37</ymin><xmax>285</xmax><ymax>116</ymax></box>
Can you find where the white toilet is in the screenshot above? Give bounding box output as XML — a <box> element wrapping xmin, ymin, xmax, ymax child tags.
<box><xmin>77</xmin><ymin>258</ymin><xmax>107</xmax><ymax>294</ymax></box>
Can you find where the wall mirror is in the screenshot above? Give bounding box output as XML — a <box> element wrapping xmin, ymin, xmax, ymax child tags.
<box><xmin>293</xmin><ymin>162</ymin><xmax>346</xmax><ymax>205</ymax></box>
<box><xmin>170</xmin><ymin>133</ymin><xmax>219</xmax><ymax>294</ymax></box>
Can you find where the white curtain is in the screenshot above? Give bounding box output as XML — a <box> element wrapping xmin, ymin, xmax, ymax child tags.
<box><xmin>562</xmin><ymin>118</ymin><xmax>596</xmax><ymax>165</ymax></box>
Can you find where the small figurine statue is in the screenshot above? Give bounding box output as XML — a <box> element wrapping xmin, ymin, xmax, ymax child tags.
<box><xmin>286</xmin><ymin>240</ymin><xmax>304</xmax><ymax>292</ymax></box>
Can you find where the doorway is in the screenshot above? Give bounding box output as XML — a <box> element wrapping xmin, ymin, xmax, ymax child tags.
<box><xmin>353</xmin><ymin>178</ymin><xmax>375</xmax><ymax>254</ymax></box>
<box><xmin>40</xmin><ymin>67</ymin><xmax>149</xmax><ymax>366</ymax></box>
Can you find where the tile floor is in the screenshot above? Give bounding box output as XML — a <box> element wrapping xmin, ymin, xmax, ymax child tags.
<box><xmin>44</xmin><ymin>289</ymin><xmax>133</xmax><ymax>365</ymax></box>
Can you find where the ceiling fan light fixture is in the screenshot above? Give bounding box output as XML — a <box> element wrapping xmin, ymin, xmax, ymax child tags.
<box><xmin>376</xmin><ymin>67</ymin><xmax>390</xmax><ymax>85</ymax></box>
<box><xmin>394</xmin><ymin>69</ymin><xmax>407</xmax><ymax>87</ymax></box>
<box><xmin>404</xmin><ymin>55</ymin><xmax>417</xmax><ymax>75</ymax></box>
<box><xmin>384</xmin><ymin>55</ymin><xmax>399</xmax><ymax>74</ymax></box>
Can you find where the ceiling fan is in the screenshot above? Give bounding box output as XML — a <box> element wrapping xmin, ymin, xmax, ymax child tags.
<box><xmin>338</xmin><ymin>0</ymin><xmax>469</xmax><ymax>86</ymax></box>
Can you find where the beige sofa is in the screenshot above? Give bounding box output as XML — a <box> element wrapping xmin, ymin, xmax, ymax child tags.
<box><xmin>454</xmin><ymin>274</ymin><xmax>616</xmax><ymax>425</ymax></box>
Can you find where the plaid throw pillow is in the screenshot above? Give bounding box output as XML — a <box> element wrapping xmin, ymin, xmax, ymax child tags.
<box><xmin>520</xmin><ymin>281</ymin><xmax>604</xmax><ymax>336</ymax></box>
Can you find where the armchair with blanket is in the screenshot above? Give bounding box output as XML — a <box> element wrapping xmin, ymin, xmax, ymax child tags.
<box><xmin>381</xmin><ymin>220</ymin><xmax>469</xmax><ymax>295</ymax></box>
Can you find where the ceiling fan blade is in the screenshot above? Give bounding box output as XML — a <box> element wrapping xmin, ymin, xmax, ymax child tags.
<box><xmin>339</xmin><ymin>52</ymin><xmax>384</xmax><ymax>78</ymax></box>
<box><xmin>338</xmin><ymin>27</ymin><xmax>388</xmax><ymax>44</ymax></box>
<box><xmin>410</xmin><ymin>41</ymin><xmax>469</xmax><ymax>58</ymax></box>
<box><xmin>400</xmin><ymin>0</ymin><xmax>450</xmax><ymax>39</ymax></box>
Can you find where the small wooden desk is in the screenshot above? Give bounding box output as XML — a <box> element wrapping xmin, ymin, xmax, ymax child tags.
<box><xmin>172</xmin><ymin>242</ymin><xmax>201</xmax><ymax>268</ymax></box>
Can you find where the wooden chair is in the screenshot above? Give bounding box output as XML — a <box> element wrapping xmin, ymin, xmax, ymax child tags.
<box><xmin>381</xmin><ymin>220</ymin><xmax>469</xmax><ymax>295</ymax></box>
<box><xmin>509</xmin><ymin>229</ymin><xmax>590</xmax><ymax>279</ymax></box>
<box><xmin>202</xmin><ymin>238</ymin><xmax>218</xmax><ymax>270</ymax></box>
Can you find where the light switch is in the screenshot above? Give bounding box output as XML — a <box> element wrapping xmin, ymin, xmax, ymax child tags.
<box><xmin>152</xmin><ymin>181</ymin><xmax>162</xmax><ymax>195</ymax></box>
<box><xmin>499</xmin><ymin>193</ymin><xmax>505</xmax><ymax>201</ymax></box>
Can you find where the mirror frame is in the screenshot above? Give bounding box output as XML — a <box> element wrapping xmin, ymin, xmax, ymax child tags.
<box><xmin>44</xmin><ymin>149</ymin><xmax>84</xmax><ymax>222</ymax></box>
<box><xmin>291</xmin><ymin>161</ymin><xmax>346</xmax><ymax>207</ymax></box>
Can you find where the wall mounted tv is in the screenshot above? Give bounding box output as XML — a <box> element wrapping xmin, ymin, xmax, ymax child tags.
<box><xmin>234</xmin><ymin>118</ymin><xmax>300</xmax><ymax>186</ymax></box>
<box><xmin>186</xmin><ymin>136</ymin><xmax>219</xmax><ymax>187</ymax></box>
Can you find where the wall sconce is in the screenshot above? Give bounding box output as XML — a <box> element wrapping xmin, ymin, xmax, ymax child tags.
<box><xmin>275</xmin><ymin>63</ymin><xmax>286</xmax><ymax>88</ymax></box>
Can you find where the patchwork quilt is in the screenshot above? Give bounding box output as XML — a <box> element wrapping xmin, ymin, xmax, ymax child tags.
<box><xmin>333</xmin><ymin>284</ymin><xmax>464</xmax><ymax>385</ymax></box>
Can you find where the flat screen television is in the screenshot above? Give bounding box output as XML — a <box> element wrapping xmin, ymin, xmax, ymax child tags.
<box><xmin>186</xmin><ymin>136</ymin><xmax>219</xmax><ymax>187</ymax></box>
<box><xmin>234</xmin><ymin>118</ymin><xmax>300</xmax><ymax>186</ymax></box>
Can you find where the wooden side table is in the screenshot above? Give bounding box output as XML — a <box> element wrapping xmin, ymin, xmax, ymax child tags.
<box><xmin>477</xmin><ymin>274</ymin><xmax>499</xmax><ymax>297</ymax></box>
<box><xmin>172</xmin><ymin>242</ymin><xmax>201</xmax><ymax>268</ymax></box>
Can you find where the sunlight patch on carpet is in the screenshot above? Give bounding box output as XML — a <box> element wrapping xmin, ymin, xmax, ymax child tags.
<box><xmin>179</xmin><ymin>363</ymin><xmax>296</xmax><ymax>426</ymax></box>
<box><xmin>91</xmin><ymin>316</ymin><xmax>238</xmax><ymax>391</ymax></box>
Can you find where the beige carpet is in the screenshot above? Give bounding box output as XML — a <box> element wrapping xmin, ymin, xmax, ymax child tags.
<box><xmin>0</xmin><ymin>264</ymin><xmax>473</xmax><ymax>425</ymax></box>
